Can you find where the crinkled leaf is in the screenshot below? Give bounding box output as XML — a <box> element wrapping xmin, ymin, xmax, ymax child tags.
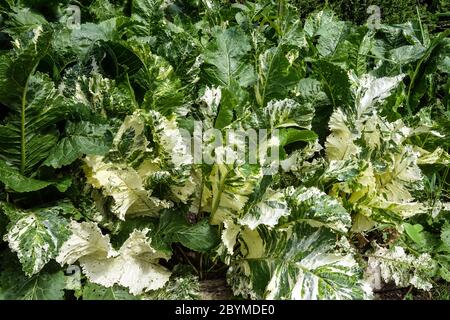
<box><xmin>83</xmin><ymin>110</ymin><xmax>194</xmax><ymax>219</ymax></box>
<box><xmin>57</xmin><ymin>221</ymin><xmax>171</xmax><ymax>295</ymax></box>
<box><xmin>366</xmin><ymin>245</ymin><xmax>437</xmax><ymax>291</ymax></box>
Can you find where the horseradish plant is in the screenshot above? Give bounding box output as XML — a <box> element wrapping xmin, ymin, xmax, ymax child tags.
<box><xmin>0</xmin><ymin>0</ymin><xmax>449</xmax><ymax>300</ymax></box>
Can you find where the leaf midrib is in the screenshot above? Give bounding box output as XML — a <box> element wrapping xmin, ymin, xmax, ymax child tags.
<box><xmin>20</xmin><ymin>73</ymin><xmax>32</xmax><ymax>174</ymax></box>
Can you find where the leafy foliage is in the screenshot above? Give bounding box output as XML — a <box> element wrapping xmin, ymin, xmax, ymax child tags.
<box><xmin>0</xmin><ymin>0</ymin><xmax>449</xmax><ymax>301</ymax></box>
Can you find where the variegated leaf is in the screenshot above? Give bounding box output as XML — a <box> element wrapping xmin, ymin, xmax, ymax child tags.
<box><xmin>228</xmin><ymin>224</ymin><xmax>371</xmax><ymax>300</ymax></box>
<box><xmin>285</xmin><ymin>187</ymin><xmax>351</xmax><ymax>233</ymax></box>
<box><xmin>2</xmin><ymin>203</ymin><xmax>71</xmax><ymax>276</ymax></box>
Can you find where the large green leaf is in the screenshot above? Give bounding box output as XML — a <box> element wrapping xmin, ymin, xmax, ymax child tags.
<box><xmin>0</xmin><ymin>72</ymin><xmax>69</xmax><ymax>175</ymax></box>
<box><xmin>304</xmin><ymin>10</ymin><xmax>349</xmax><ymax>58</ymax></box>
<box><xmin>43</xmin><ymin>121</ymin><xmax>112</xmax><ymax>169</ymax></box>
<box><xmin>70</xmin><ymin>18</ymin><xmax>128</xmax><ymax>55</ymax></box>
<box><xmin>156</xmin><ymin>211</ymin><xmax>219</xmax><ymax>252</ymax></box>
<box><xmin>279</xmin><ymin>128</ymin><xmax>318</xmax><ymax>146</ymax></box>
<box><xmin>406</xmin><ymin>30</ymin><xmax>450</xmax><ymax>111</ymax></box>
<box><xmin>0</xmin><ymin>26</ymin><xmax>72</xmax><ymax>176</ymax></box>
<box><xmin>0</xmin><ymin>269</ymin><xmax>66</xmax><ymax>300</ymax></box>
<box><xmin>0</xmin><ymin>25</ymin><xmax>51</xmax><ymax>109</ymax></box>
<box><xmin>2</xmin><ymin>203</ymin><xmax>71</xmax><ymax>276</ymax></box>
<box><xmin>313</xmin><ymin>60</ymin><xmax>352</xmax><ymax>109</ymax></box>
<box><xmin>203</xmin><ymin>27</ymin><xmax>256</xmax><ymax>87</ymax></box>
<box><xmin>214</xmin><ymin>81</ymin><xmax>249</xmax><ymax>129</ymax></box>
<box><xmin>0</xmin><ymin>159</ymin><xmax>52</xmax><ymax>192</ymax></box>
<box><xmin>255</xmin><ymin>46</ymin><xmax>301</xmax><ymax>107</ymax></box>
<box><xmin>82</xmin><ymin>282</ymin><xmax>139</xmax><ymax>300</ymax></box>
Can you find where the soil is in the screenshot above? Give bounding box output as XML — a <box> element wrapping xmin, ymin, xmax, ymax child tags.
<box><xmin>199</xmin><ymin>279</ymin><xmax>234</xmax><ymax>300</ymax></box>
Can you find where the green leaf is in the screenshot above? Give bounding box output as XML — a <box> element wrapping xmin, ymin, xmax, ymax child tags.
<box><xmin>203</xmin><ymin>27</ymin><xmax>255</xmax><ymax>87</ymax></box>
<box><xmin>214</xmin><ymin>82</ymin><xmax>248</xmax><ymax>129</ymax></box>
<box><xmin>0</xmin><ymin>159</ymin><xmax>52</xmax><ymax>192</ymax></box>
<box><xmin>82</xmin><ymin>282</ymin><xmax>139</xmax><ymax>300</ymax></box>
<box><xmin>0</xmin><ymin>70</ymin><xmax>69</xmax><ymax>175</ymax></box>
<box><xmin>0</xmin><ymin>25</ymin><xmax>51</xmax><ymax>109</ymax></box>
<box><xmin>70</xmin><ymin>18</ymin><xmax>128</xmax><ymax>55</ymax></box>
<box><xmin>43</xmin><ymin>121</ymin><xmax>112</xmax><ymax>169</ymax></box>
<box><xmin>255</xmin><ymin>46</ymin><xmax>301</xmax><ymax>107</ymax></box>
<box><xmin>157</xmin><ymin>211</ymin><xmax>219</xmax><ymax>252</ymax></box>
<box><xmin>330</xmin><ymin>27</ymin><xmax>374</xmax><ymax>75</ymax></box>
<box><xmin>296</xmin><ymin>78</ymin><xmax>331</xmax><ymax>140</ymax></box>
<box><xmin>0</xmin><ymin>269</ymin><xmax>66</xmax><ymax>300</ymax></box>
<box><xmin>89</xmin><ymin>0</ymin><xmax>126</xmax><ymax>21</ymax></box>
<box><xmin>130</xmin><ymin>0</ymin><xmax>164</xmax><ymax>37</ymax></box>
<box><xmin>2</xmin><ymin>203</ymin><xmax>71</xmax><ymax>276</ymax></box>
<box><xmin>90</xmin><ymin>40</ymin><xmax>144</xmax><ymax>78</ymax></box>
<box><xmin>407</xmin><ymin>30</ymin><xmax>450</xmax><ymax>111</ymax></box>
<box><xmin>279</xmin><ymin>128</ymin><xmax>318</xmax><ymax>146</ymax></box>
<box><xmin>304</xmin><ymin>10</ymin><xmax>349</xmax><ymax>58</ymax></box>
<box><xmin>313</xmin><ymin>60</ymin><xmax>352</xmax><ymax>109</ymax></box>
<box><xmin>0</xmin><ymin>26</ymin><xmax>74</xmax><ymax>176</ymax></box>
<box><xmin>404</xmin><ymin>223</ymin><xmax>427</xmax><ymax>246</ymax></box>
<box><xmin>440</xmin><ymin>223</ymin><xmax>450</xmax><ymax>250</ymax></box>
